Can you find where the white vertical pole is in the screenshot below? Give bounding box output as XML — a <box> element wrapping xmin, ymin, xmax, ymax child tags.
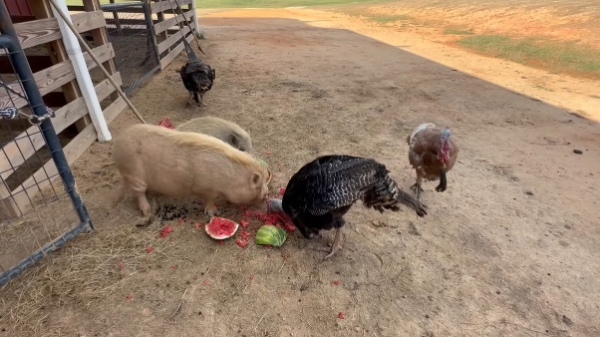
<box><xmin>51</xmin><ymin>0</ymin><xmax>112</xmax><ymax>142</ymax></box>
<box><xmin>189</xmin><ymin>0</ymin><xmax>200</xmax><ymax>36</ymax></box>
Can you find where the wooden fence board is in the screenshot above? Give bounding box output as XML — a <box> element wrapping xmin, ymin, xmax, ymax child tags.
<box><xmin>151</xmin><ymin>0</ymin><xmax>192</xmax><ymax>14</ymax></box>
<box><xmin>13</xmin><ymin>17</ymin><xmax>61</xmax><ymax>50</ymax></box>
<box><xmin>159</xmin><ymin>32</ymin><xmax>194</xmax><ymax>69</ymax></box>
<box><xmin>0</xmin><ymin>43</ymin><xmax>115</xmax><ymax>111</ymax></box>
<box><xmin>153</xmin><ymin>9</ymin><xmax>194</xmax><ymax>34</ymax></box>
<box><xmin>71</xmin><ymin>11</ymin><xmax>106</xmax><ymax>33</ymax></box>
<box><xmin>10</xmin><ymin>11</ymin><xmax>107</xmax><ymax>50</ymax></box>
<box><xmin>157</xmin><ymin>24</ymin><xmax>191</xmax><ymax>54</ymax></box>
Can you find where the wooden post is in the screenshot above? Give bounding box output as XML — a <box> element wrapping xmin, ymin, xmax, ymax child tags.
<box><xmin>143</xmin><ymin>0</ymin><xmax>161</xmax><ymax>66</ymax></box>
<box><xmin>109</xmin><ymin>0</ymin><xmax>123</xmax><ymax>34</ymax></box>
<box><xmin>83</xmin><ymin>0</ymin><xmax>119</xmax><ymax>101</ymax></box>
<box><xmin>189</xmin><ymin>0</ymin><xmax>200</xmax><ymax>36</ymax></box>
<box><xmin>155</xmin><ymin>0</ymin><xmax>169</xmax><ymax>54</ymax></box>
<box><xmin>52</xmin><ymin>0</ymin><xmax>112</xmax><ymax>142</ymax></box>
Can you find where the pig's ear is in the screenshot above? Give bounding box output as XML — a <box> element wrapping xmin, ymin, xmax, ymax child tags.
<box><xmin>251</xmin><ymin>172</ymin><xmax>261</xmax><ymax>186</ymax></box>
<box><xmin>266</xmin><ymin>169</ymin><xmax>272</xmax><ymax>184</ymax></box>
<box><xmin>230</xmin><ymin>134</ymin><xmax>239</xmax><ymax>148</ymax></box>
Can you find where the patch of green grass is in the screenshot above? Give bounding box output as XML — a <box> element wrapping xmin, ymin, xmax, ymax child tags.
<box><xmin>443</xmin><ymin>28</ymin><xmax>474</xmax><ymax>35</ymax></box>
<box><xmin>368</xmin><ymin>15</ymin><xmax>411</xmax><ymax>24</ymax></box>
<box><xmin>458</xmin><ymin>35</ymin><xmax>600</xmax><ymax>79</ymax></box>
<box><xmin>535</xmin><ymin>85</ymin><xmax>554</xmax><ymax>92</ymax></box>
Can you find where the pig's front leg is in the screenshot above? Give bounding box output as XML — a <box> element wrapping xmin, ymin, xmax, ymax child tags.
<box><xmin>128</xmin><ymin>178</ymin><xmax>151</xmax><ymax>216</ymax></box>
<box><xmin>136</xmin><ymin>192</ymin><xmax>151</xmax><ymax>217</ymax></box>
<box><xmin>203</xmin><ymin>198</ymin><xmax>221</xmax><ymax>217</ymax></box>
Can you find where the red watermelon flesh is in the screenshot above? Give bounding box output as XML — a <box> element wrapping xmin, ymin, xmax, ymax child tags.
<box><xmin>205</xmin><ymin>217</ymin><xmax>239</xmax><ymax>240</ymax></box>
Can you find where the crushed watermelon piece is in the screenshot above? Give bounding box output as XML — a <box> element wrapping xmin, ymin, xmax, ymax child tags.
<box><xmin>240</xmin><ymin>220</ymin><xmax>250</xmax><ymax>228</ymax></box>
<box><xmin>279</xmin><ymin>188</ymin><xmax>286</xmax><ymax>196</ymax></box>
<box><xmin>145</xmin><ymin>246</ymin><xmax>153</xmax><ymax>254</ymax></box>
<box><xmin>158</xmin><ymin>118</ymin><xmax>174</xmax><ymax>129</ymax></box>
<box><xmin>242</xmin><ymin>209</ymin><xmax>295</xmax><ymax>233</ymax></box>
<box><xmin>195</xmin><ymin>223</ymin><xmax>203</xmax><ymax>230</ymax></box>
<box><xmin>160</xmin><ymin>226</ymin><xmax>173</xmax><ymax>238</ymax></box>
<box><xmin>126</xmin><ymin>295</ymin><xmax>133</xmax><ymax>302</ymax></box>
<box><xmin>332</xmin><ymin>280</ymin><xmax>340</xmax><ymax>286</ymax></box>
<box><xmin>235</xmin><ymin>239</ymin><xmax>249</xmax><ymax>248</ymax></box>
<box><xmin>338</xmin><ymin>312</ymin><xmax>345</xmax><ymax>319</ymax></box>
<box><xmin>118</xmin><ymin>262</ymin><xmax>124</xmax><ymax>270</ymax></box>
<box><xmin>249</xmin><ymin>274</ymin><xmax>255</xmax><ymax>281</ymax></box>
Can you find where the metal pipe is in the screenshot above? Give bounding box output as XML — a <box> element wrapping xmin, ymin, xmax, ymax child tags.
<box><xmin>0</xmin><ymin>2</ymin><xmax>93</xmax><ymax>231</ymax></box>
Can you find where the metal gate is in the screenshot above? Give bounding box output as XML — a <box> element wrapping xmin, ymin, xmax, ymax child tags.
<box><xmin>0</xmin><ymin>9</ymin><xmax>93</xmax><ymax>287</ymax></box>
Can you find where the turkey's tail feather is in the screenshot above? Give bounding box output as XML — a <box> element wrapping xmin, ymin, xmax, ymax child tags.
<box><xmin>362</xmin><ymin>166</ymin><xmax>427</xmax><ymax>217</ymax></box>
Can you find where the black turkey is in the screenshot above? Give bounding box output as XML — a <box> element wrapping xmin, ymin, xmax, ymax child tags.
<box><xmin>270</xmin><ymin>155</ymin><xmax>427</xmax><ymax>260</ymax></box>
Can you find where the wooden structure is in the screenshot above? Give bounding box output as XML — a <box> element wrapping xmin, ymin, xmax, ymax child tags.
<box><xmin>0</xmin><ymin>0</ymin><xmax>199</xmax><ymax>219</ymax></box>
<box><xmin>67</xmin><ymin>0</ymin><xmax>199</xmax><ymax>94</ymax></box>
<box><xmin>0</xmin><ymin>0</ymin><xmax>125</xmax><ymax>219</ymax></box>
<box><xmin>150</xmin><ymin>0</ymin><xmax>198</xmax><ymax>70</ymax></box>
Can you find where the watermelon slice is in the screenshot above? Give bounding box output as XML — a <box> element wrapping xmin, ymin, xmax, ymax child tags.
<box><xmin>205</xmin><ymin>217</ymin><xmax>239</xmax><ymax>240</ymax></box>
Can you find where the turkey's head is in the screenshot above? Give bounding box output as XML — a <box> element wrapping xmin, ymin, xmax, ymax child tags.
<box><xmin>437</xmin><ymin>127</ymin><xmax>452</xmax><ymax>165</ymax></box>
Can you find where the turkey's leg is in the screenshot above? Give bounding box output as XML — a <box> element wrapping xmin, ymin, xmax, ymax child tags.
<box><xmin>198</xmin><ymin>93</ymin><xmax>206</xmax><ymax>107</ymax></box>
<box><xmin>186</xmin><ymin>92</ymin><xmax>194</xmax><ymax>107</ymax></box>
<box><xmin>318</xmin><ymin>227</ymin><xmax>344</xmax><ymax>261</ymax></box>
<box><xmin>410</xmin><ymin>171</ymin><xmax>424</xmax><ymax>203</ymax></box>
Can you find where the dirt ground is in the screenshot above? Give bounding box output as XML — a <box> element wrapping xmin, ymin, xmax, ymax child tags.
<box><xmin>2</xmin><ymin>6</ymin><xmax>600</xmax><ymax>337</ymax></box>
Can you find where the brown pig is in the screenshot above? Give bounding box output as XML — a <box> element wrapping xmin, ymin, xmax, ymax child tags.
<box><xmin>176</xmin><ymin>116</ymin><xmax>253</xmax><ymax>152</ymax></box>
<box><xmin>112</xmin><ymin>124</ymin><xmax>270</xmax><ymax>217</ymax></box>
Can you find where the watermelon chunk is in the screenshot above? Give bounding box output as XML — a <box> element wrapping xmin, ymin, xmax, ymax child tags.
<box><xmin>158</xmin><ymin>118</ymin><xmax>174</xmax><ymax>129</ymax></box>
<box><xmin>205</xmin><ymin>217</ymin><xmax>239</xmax><ymax>240</ymax></box>
<box><xmin>255</xmin><ymin>225</ymin><xmax>287</xmax><ymax>247</ymax></box>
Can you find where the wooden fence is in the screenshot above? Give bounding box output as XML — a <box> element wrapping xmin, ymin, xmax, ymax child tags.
<box><xmin>69</xmin><ymin>0</ymin><xmax>198</xmax><ymax>70</ymax></box>
<box><xmin>0</xmin><ymin>0</ymin><xmax>125</xmax><ymax>219</ymax></box>
<box><xmin>151</xmin><ymin>0</ymin><xmax>198</xmax><ymax>69</ymax></box>
<box><xmin>63</xmin><ymin>0</ymin><xmax>198</xmax><ymax>94</ymax></box>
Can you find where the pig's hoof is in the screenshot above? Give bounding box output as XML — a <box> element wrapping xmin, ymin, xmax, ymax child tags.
<box><xmin>204</xmin><ymin>207</ymin><xmax>221</xmax><ymax>217</ymax></box>
<box><xmin>139</xmin><ymin>203</ymin><xmax>151</xmax><ymax>217</ymax></box>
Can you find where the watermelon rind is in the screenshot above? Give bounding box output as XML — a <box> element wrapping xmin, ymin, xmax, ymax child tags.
<box><xmin>255</xmin><ymin>225</ymin><xmax>287</xmax><ymax>247</ymax></box>
<box><xmin>205</xmin><ymin>217</ymin><xmax>239</xmax><ymax>240</ymax></box>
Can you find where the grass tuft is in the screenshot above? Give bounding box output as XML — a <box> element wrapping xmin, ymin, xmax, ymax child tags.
<box><xmin>443</xmin><ymin>28</ymin><xmax>474</xmax><ymax>35</ymax></box>
<box><xmin>368</xmin><ymin>15</ymin><xmax>411</xmax><ymax>24</ymax></box>
<box><xmin>458</xmin><ymin>35</ymin><xmax>600</xmax><ymax>79</ymax></box>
